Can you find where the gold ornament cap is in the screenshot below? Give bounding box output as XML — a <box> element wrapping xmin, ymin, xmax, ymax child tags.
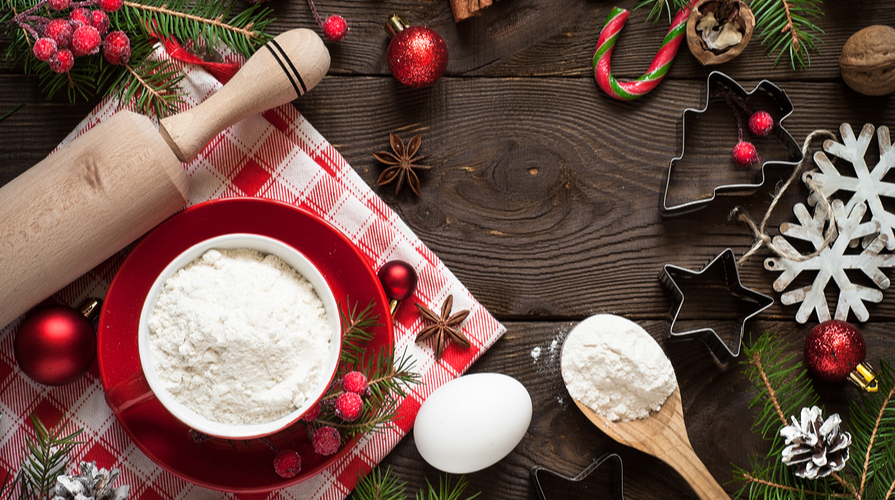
<box><xmin>77</xmin><ymin>298</ymin><xmax>102</xmax><ymax>323</ymax></box>
<box><xmin>849</xmin><ymin>361</ymin><xmax>879</xmax><ymax>393</ymax></box>
<box><xmin>386</xmin><ymin>14</ymin><xmax>410</xmax><ymax>39</ymax></box>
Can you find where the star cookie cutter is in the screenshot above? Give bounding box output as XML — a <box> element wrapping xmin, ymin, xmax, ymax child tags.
<box><xmin>531</xmin><ymin>453</ymin><xmax>625</xmax><ymax>500</ymax></box>
<box><xmin>659</xmin><ymin>248</ymin><xmax>774</xmax><ymax>363</ymax></box>
<box><xmin>660</xmin><ymin>71</ymin><xmax>803</xmax><ymax>216</ymax></box>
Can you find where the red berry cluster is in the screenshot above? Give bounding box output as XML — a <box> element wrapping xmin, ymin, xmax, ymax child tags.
<box><xmin>714</xmin><ymin>90</ymin><xmax>776</xmax><ymax>168</ymax></box>
<box><xmin>22</xmin><ymin>0</ymin><xmax>130</xmax><ymax>74</ymax></box>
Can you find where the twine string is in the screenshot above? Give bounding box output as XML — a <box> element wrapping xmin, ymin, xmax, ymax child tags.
<box><xmin>732</xmin><ymin>129</ymin><xmax>839</xmax><ymax>266</ymax></box>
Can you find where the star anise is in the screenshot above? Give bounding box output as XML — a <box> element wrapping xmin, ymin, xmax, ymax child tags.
<box><xmin>373</xmin><ymin>133</ymin><xmax>432</xmax><ymax>197</ymax></box>
<box><xmin>415</xmin><ymin>295</ymin><xmax>470</xmax><ymax>360</ymax></box>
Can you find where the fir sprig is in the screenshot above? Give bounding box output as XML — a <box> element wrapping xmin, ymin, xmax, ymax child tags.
<box><xmin>1</xmin><ymin>0</ymin><xmax>274</xmax><ymax>115</ymax></box>
<box><xmin>340</xmin><ymin>300</ymin><xmax>382</xmax><ymax>367</ymax></box>
<box><xmin>348</xmin><ymin>467</ymin><xmax>480</xmax><ymax>500</ymax></box>
<box><xmin>634</xmin><ymin>0</ymin><xmax>690</xmax><ymax>24</ymax></box>
<box><xmin>735</xmin><ymin>331</ymin><xmax>895</xmax><ymax>499</ymax></box>
<box><xmin>10</xmin><ymin>416</ymin><xmax>84</xmax><ymax>499</ymax></box>
<box><xmin>750</xmin><ymin>0</ymin><xmax>824</xmax><ymax>69</ymax></box>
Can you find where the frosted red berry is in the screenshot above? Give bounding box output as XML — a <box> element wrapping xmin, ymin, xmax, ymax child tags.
<box><xmin>272</xmin><ymin>449</ymin><xmax>302</xmax><ymax>478</ymax></box>
<box><xmin>749</xmin><ymin>111</ymin><xmax>774</xmax><ymax>137</ymax></box>
<box><xmin>341</xmin><ymin>371</ymin><xmax>368</xmax><ymax>394</ymax></box>
<box><xmin>47</xmin><ymin>0</ymin><xmax>71</xmax><ymax>11</ymax></box>
<box><xmin>322</xmin><ymin>15</ymin><xmax>348</xmax><ymax>42</ymax></box>
<box><xmin>48</xmin><ymin>49</ymin><xmax>74</xmax><ymax>73</ymax></box>
<box><xmin>732</xmin><ymin>141</ymin><xmax>760</xmax><ymax>167</ymax></box>
<box><xmin>90</xmin><ymin>10</ymin><xmax>110</xmax><ymax>35</ymax></box>
<box><xmin>44</xmin><ymin>19</ymin><xmax>73</xmax><ymax>48</ymax></box>
<box><xmin>98</xmin><ymin>0</ymin><xmax>124</xmax><ymax>12</ymax></box>
<box><xmin>71</xmin><ymin>25</ymin><xmax>101</xmax><ymax>56</ymax></box>
<box><xmin>334</xmin><ymin>392</ymin><xmax>363</xmax><ymax>421</ymax></box>
<box><xmin>103</xmin><ymin>31</ymin><xmax>130</xmax><ymax>65</ymax></box>
<box><xmin>33</xmin><ymin>38</ymin><xmax>58</xmax><ymax>62</ymax></box>
<box><xmin>300</xmin><ymin>403</ymin><xmax>321</xmax><ymax>422</ymax></box>
<box><xmin>312</xmin><ymin>426</ymin><xmax>341</xmax><ymax>456</ymax></box>
<box><xmin>69</xmin><ymin>8</ymin><xmax>91</xmax><ymax>27</ymax></box>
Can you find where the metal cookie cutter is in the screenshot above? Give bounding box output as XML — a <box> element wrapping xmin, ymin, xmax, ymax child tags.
<box><xmin>659</xmin><ymin>248</ymin><xmax>774</xmax><ymax>363</ymax></box>
<box><xmin>531</xmin><ymin>453</ymin><xmax>625</xmax><ymax>500</ymax></box>
<box><xmin>660</xmin><ymin>71</ymin><xmax>803</xmax><ymax>216</ymax></box>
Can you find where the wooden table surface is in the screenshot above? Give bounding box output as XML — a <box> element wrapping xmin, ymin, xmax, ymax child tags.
<box><xmin>4</xmin><ymin>0</ymin><xmax>895</xmax><ymax>498</ymax></box>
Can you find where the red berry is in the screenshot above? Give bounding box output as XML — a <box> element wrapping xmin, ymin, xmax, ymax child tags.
<box><xmin>33</xmin><ymin>38</ymin><xmax>58</xmax><ymax>62</ymax></box>
<box><xmin>334</xmin><ymin>392</ymin><xmax>363</xmax><ymax>421</ymax></box>
<box><xmin>71</xmin><ymin>25</ymin><xmax>101</xmax><ymax>56</ymax></box>
<box><xmin>48</xmin><ymin>49</ymin><xmax>74</xmax><ymax>73</ymax></box>
<box><xmin>300</xmin><ymin>403</ymin><xmax>321</xmax><ymax>422</ymax></box>
<box><xmin>732</xmin><ymin>141</ymin><xmax>760</xmax><ymax>167</ymax></box>
<box><xmin>90</xmin><ymin>10</ymin><xmax>110</xmax><ymax>35</ymax></box>
<box><xmin>47</xmin><ymin>0</ymin><xmax>70</xmax><ymax>11</ymax></box>
<box><xmin>98</xmin><ymin>0</ymin><xmax>123</xmax><ymax>12</ymax></box>
<box><xmin>312</xmin><ymin>426</ymin><xmax>341</xmax><ymax>456</ymax></box>
<box><xmin>341</xmin><ymin>371</ymin><xmax>368</xmax><ymax>394</ymax></box>
<box><xmin>103</xmin><ymin>31</ymin><xmax>130</xmax><ymax>65</ymax></box>
<box><xmin>272</xmin><ymin>449</ymin><xmax>302</xmax><ymax>478</ymax></box>
<box><xmin>44</xmin><ymin>19</ymin><xmax>73</xmax><ymax>48</ymax></box>
<box><xmin>322</xmin><ymin>15</ymin><xmax>348</xmax><ymax>42</ymax></box>
<box><xmin>69</xmin><ymin>8</ymin><xmax>91</xmax><ymax>27</ymax></box>
<box><xmin>749</xmin><ymin>110</ymin><xmax>774</xmax><ymax>137</ymax></box>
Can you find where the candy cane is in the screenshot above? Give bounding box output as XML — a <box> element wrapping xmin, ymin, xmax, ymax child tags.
<box><xmin>593</xmin><ymin>1</ymin><xmax>697</xmax><ymax>100</ymax></box>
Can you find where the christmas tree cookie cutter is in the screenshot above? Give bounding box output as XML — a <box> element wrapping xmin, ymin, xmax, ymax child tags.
<box><xmin>660</xmin><ymin>71</ymin><xmax>803</xmax><ymax>216</ymax></box>
<box><xmin>659</xmin><ymin>248</ymin><xmax>774</xmax><ymax>363</ymax></box>
<box><xmin>531</xmin><ymin>453</ymin><xmax>625</xmax><ymax>500</ymax></box>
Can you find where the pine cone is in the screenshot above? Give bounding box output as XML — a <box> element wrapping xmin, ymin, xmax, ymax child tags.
<box><xmin>52</xmin><ymin>462</ymin><xmax>130</xmax><ymax>500</ymax></box>
<box><xmin>779</xmin><ymin>406</ymin><xmax>851</xmax><ymax>479</ymax></box>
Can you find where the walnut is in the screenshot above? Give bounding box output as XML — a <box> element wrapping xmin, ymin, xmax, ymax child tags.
<box><xmin>686</xmin><ymin>0</ymin><xmax>755</xmax><ymax>66</ymax></box>
<box><xmin>839</xmin><ymin>25</ymin><xmax>895</xmax><ymax>96</ymax></box>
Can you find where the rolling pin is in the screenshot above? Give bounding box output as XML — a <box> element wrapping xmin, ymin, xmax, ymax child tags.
<box><xmin>0</xmin><ymin>28</ymin><xmax>330</xmax><ymax>329</ymax></box>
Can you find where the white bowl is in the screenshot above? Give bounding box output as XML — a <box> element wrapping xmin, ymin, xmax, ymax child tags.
<box><xmin>138</xmin><ymin>233</ymin><xmax>341</xmax><ymax>439</ymax></box>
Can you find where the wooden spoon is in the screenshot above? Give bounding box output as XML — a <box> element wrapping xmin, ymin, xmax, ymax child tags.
<box><xmin>571</xmin><ymin>386</ymin><xmax>729</xmax><ymax>500</ymax></box>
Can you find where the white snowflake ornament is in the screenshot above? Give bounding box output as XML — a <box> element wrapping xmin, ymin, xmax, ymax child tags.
<box><xmin>764</xmin><ymin>199</ymin><xmax>895</xmax><ymax>323</ymax></box>
<box><xmin>803</xmin><ymin>123</ymin><xmax>895</xmax><ymax>250</ymax></box>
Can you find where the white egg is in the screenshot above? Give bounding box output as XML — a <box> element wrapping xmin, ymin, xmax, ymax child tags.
<box><xmin>413</xmin><ymin>372</ymin><xmax>532</xmax><ymax>474</ymax></box>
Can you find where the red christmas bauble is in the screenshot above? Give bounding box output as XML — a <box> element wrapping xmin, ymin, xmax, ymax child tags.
<box><xmin>804</xmin><ymin>320</ymin><xmax>866</xmax><ymax>382</ymax></box>
<box><xmin>386</xmin><ymin>16</ymin><xmax>448</xmax><ymax>88</ymax></box>
<box><xmin>378</xmin><ymin>260</ymin><xmax>418</xmax><ymax>301</ymax></box>
<box><xmin>14</xmin><ymin>304</ymin><xmax>97</xmax><ymax>386</ymax></box>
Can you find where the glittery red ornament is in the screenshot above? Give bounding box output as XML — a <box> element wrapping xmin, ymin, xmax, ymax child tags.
<box><xmin>378</xmin><ymin>260</ymin><xmax>418</xmax><ymax>314</ymax></box>
<box><xmin>14</xmin><ymin>299</ymin><xmax>100</xmax><ymax>386</ymax></box>
<box><xmin>386</xmin><ymin>15</ymin><xmax>448</xmax><ymax>88</ymax></box>
<box><xmin>804</xmin><ymin>320</ymin><xmax>878</xmax><ymax>392</ymax></box>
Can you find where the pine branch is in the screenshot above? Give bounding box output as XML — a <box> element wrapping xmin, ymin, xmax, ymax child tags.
<box><xmin>416</xmin><ymin>476</ymin><xmax>480</xmax><ymax>500</ymax></box>
<box><xmin>18</xmin><ymin>416</ymin><xmax>83</xmax><ymax>500</ymax></box>
<box><xmin>340</xmin><ymin>300</ymin><xmax>382</xmax><ymax>366</ymax></box>
<box><xmin>349</xmin><ymin>467</ymin><xmax>407</xmax><ymax>500</ymax></box>
<box><xmin>750</xmin><ymin>0</ymin><xmax>825</xmax><ymax>69</ymax></box>
<box><xmin>633</xmin><ymin>0</ymin><xmax>691</xmax><ymax>23</ymax></box>
<box><xmin>850</xmin><ymin>361</ymin><xmax>895</xmax><ymax>500</ymax></box>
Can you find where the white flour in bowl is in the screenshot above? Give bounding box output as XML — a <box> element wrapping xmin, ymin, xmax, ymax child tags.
<box><xmin>148</xmin><ymin>248</ymin><xmax>332</xmax><ymax>425</ymax></box>
<box><xmin>561</xmin><ymin>314</ymin><xmax>676</xmax><ymax>422</ymax></box>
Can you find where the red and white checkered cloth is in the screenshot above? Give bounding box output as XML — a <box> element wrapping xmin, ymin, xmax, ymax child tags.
<box><xmin>0</xmin><ymin>44</ymin><xmax>505</xmax><ymax>498</ymax></box>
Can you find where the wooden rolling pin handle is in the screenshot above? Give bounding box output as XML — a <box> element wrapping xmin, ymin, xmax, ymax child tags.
<box><xmin>158</xmin><ymin>28</ymin><xmax>331</xmax><ymax>163</ymax></box>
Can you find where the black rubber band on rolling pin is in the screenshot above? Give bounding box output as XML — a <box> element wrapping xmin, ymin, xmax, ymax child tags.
<box><xmin>265</xmin><ymin>39</ymin><xmax>308</xmax><ymax>97</ymax></box>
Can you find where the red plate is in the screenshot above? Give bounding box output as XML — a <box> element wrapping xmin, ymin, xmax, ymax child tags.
<box><xmin>98</xmin><ymin>197</ymin><xmax>392</xmax><ymax>493</ymax></box>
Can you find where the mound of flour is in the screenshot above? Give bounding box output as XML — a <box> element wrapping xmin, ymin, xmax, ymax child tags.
<box><xmin>148</xmin><ymin>248</ymin><xmax>332</xmax><ymax>425</ymax></box>
<box><xmin>561</xmin><ymin>314</ymin><xmax>676</xmax><ymax>422</ymax></box>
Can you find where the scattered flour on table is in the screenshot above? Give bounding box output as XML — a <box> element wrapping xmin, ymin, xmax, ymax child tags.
<box><xmin>561</xmin><ymin>314</ymin><xmax>675</xmax><ymax>422</ymax></box>
<box><xmin>530</xmin><ymin>346</ymin><xmax>541</xmax><ymax>361</ymax></box>
<box><xmin>148</xmin><ymin>248</ymin><xmax>333</xmax><ymax>426</ymax></box>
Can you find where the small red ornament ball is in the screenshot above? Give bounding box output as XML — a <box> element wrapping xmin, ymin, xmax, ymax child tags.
<box><xmin>273</xmin><ymin>449</ymin><xmax>302</xmax><ymax>478</ymax></box>
<box><xmin>14</xmin><ymin>305</ymin><xmax>96</xmax><ymax>386</ymax></box>
<box><xmin>732</xmin><ymin>141</ymin><xmax>760</xmax><ymax>167</ymax></box>
<box><xmin>103</xmin><ymin>31</ymin><xmax>131</xmax><ymax>65</ymax></box>
<box><xmin>323</xmin><ymin>15</ymin><xmax>349</xmax><ymax>42</ymax></box>
<box><xmin>387</xmin><ymin>24</ymin><xmax>448</xmax><ymax>88</ymax></box>
<box><xmin>33</xmin><ymin>38</ymin><xmax>58</xmax><ymax>62</ymax></box>
<box><xmin>804</xmin><ymin>320</ymin><xmax>866</xmax><ymax>382</ymax></box>
<box><xmin>377</xmin><ymin>260</ymin><xmax>418</xmax><ymax>301</ymax></box>
<box><xmin>48</xmin><ymin>49</ymin><xmax>74</xmax><ymax>73</ymax></box>
<box><xmin>749</xmin><ymin>111</ymin><xmax>775</xmax><ymax>137</ymax></box>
